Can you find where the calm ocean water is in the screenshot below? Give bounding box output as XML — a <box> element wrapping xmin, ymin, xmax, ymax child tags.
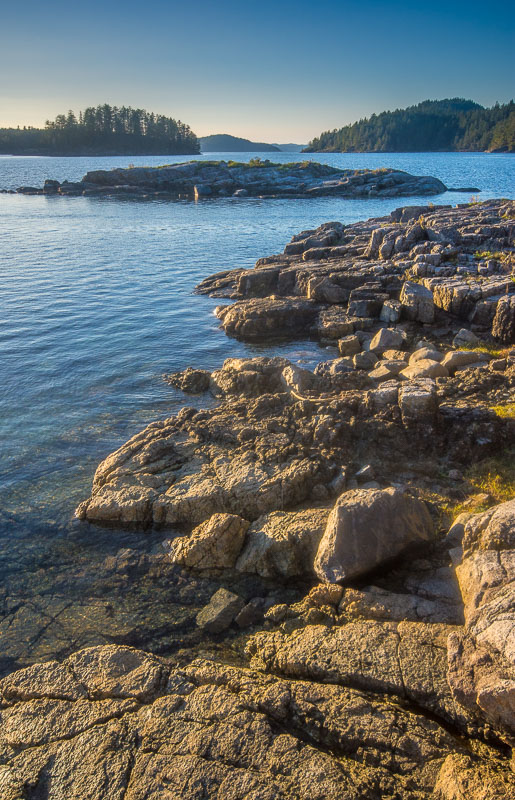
<box><xmin>0</xmin><ymin>151</ymin><xmax>513</xmax><ymax>671</ymax></box>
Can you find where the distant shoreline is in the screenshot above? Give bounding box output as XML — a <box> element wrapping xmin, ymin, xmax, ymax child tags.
<box><xmin>1</xmin><ymin>149</ymin><xmax>513</xmax><ymax>158</ymax></box>
<box><xmin>0</xmin><ymin>150</ymin><xmax>200</xmax><ymax>158</ymax></box>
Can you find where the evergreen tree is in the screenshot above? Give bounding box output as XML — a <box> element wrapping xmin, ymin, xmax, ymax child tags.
<box><xmin>305</xmin><ymin>99</ymin><xmax>515</xmax><ymax>153</ymax></box>
<box><xmin>0</xmin><ymin>104</ymin><xmax>200</xmax><ymax>155</ymax></box>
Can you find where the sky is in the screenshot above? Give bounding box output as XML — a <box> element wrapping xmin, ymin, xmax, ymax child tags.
<box><xmin>0</xmin><ymin>0</ymin><xmax>513</xmax><ymax>142</ymax></box>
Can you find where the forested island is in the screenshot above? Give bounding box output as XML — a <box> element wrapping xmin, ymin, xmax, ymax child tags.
<box><xmin>200</xmin><ymin>134</ymin><xmax>280</xmax><ymax>152</ymax></box>
<box><xmin>0</xmin><ymin>104</ymin><xmax>200</xmax><ymax>155</ymax></box>
<box><xmin>305</xmin><ymin>98</ymin><xmax>515</xmax><ymax>153</ymax></box>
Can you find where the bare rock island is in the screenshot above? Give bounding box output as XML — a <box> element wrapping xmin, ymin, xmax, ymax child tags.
<box><xmin>2</xmin><ymin>199</ymin><xmax>514</xmax><ymax>798</ymax></box>
<box><xmin>13</xmin><ymin>159</ymin><xmax>477</xmax><ymax>198</ymax></box>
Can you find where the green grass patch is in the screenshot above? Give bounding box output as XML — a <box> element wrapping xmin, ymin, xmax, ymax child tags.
<box><xmin>490</xmin><ymin>403</ymin><xmax>515</xmax><ymax>418</ymax></box>
<box><xmin>474</xmin><ymin>250</ymin><xmax>504</xmax><ymax>260</ymax></box>
<box><xmin>450</xmin><ymin>449</ymin><xmax>515</xmax><ymax>518</ymax></box>
<box><xmin>460</xmin><ymin>343</ymin><xmax>507</xmax><ymax>358</ymax></box>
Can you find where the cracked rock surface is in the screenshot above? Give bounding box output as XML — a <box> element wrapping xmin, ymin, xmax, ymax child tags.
<box><xmin>1</xmin><ymin>643</ymin><xmax>513</xmax><ymax>800</ymax></box>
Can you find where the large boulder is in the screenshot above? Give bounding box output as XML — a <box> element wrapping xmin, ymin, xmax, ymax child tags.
<box><xmin>447</xmin><ymin>500</ymin><xmax>515</xmax><ymax>744</ymax></box>
<box><xmin>441</xmin><ymin>350</ymin><xmax>488</xmax><ymax>374</ymax></box>
<box><xmin>314</xmin><ymin>488</ymin><xmax>434</xmax><ymax>583</ymax></box>
<box><xmin>168</xmin><ymin>513</ymin><xmax>249</xmax><ymax>569</ymax></box>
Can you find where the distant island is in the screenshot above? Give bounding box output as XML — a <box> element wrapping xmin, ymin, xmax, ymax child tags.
<box><xmin>273</xmin><ymin>143</ymin><xmax>306</xmax><ymax>152</ymax></box>
<box><xmin>13</xmin><ymin>159</ymin><xmax>479</xmax><ymax>198</ymax></box>
<box><xmin>200</xmin><ymin>134</ymin><xmax>280</xmax><ymax>152</ymax></box>
<box><xmin>305</xmin><ymin>98</ymin><xmax>515</xmax><ymax>153</ymax></box>
<box><xmin>0</xmin><ymin>104</ymin><xmax>200</xmax><ymax>156</ymax></box>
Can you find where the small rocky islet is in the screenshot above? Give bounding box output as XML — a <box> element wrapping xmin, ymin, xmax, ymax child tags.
<box><xmin>1</xmin><ymin>199</ymin><xmax>514</xmax><ymax>799</ymax></box>
<box><xmin>10</xmin><ymin>159</ymin><xmax>478</xmax><ymax>198</ymax></box>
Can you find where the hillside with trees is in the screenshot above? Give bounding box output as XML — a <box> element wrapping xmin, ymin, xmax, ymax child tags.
<box><xmin>0</xmin><ymin>105</ymin><xmax>200</xmax><ymax>155</ymax></box>
<box><xmin>200</xmin><ymin>134</ymin><xmax>280</xmax><ymax>152</ymax></box>
<box><xmin>305</xmin><ymin>99</ymin><xmax>515</xmax><ymax>153</ymax></box>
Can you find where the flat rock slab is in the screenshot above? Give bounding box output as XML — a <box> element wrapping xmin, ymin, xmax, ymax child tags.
<box><xmin>1</xmin><ymin>643</ymin><xmax>512</xmax><ymax>800</ymax></box>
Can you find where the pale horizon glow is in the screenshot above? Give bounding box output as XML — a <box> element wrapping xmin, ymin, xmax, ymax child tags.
<box><xmin>0</xmin><ymin>0</ymin><xmax>513</xmax><ymax>143</ymax></box>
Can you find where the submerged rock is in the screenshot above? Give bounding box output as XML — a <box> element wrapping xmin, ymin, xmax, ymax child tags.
<box><xmin>195</xmin><ymin>587</ymin><xmax>245</xmax><ymax>633</ymax></box>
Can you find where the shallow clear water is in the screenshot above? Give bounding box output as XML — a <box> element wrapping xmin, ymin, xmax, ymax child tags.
<box><xmin>0</xmin><ymin>151</ymin><xmax>513</xmax><ymax>671</ymax></box>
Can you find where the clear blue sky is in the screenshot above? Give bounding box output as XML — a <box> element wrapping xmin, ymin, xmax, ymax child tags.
<box><xmin>0</xmin><ymin>0</ymin><xmax>513</xmax><ymax>141</ymax></box>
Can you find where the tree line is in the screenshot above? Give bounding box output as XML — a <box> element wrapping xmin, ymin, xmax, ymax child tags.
<box><xmin>0</xmin><ymin>104</ymin><xmax>200</xmax><ymax>155</ymax></box>
<box><xmin>305</xmin><ymin>99</ymin><xmax>515</xmax><ymax>153</ymax></box>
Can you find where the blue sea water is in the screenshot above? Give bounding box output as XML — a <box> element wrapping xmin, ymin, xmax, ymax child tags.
<box><xmin>0</xmin><ymin>150</ymin><xmax>513</xmax><ymax>670</ymax></box>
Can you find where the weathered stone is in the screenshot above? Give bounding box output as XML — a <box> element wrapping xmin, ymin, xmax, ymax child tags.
<box><xmin>352</xmin><ymin>351</ymin><xmax>378</xmax><ymax>370</ymax></box>
<box><xmin>247</xmin><ymin>620</ymin><xmax>470</xmax><ymax>728</ymax></box>
<box><xmin>379</xmin><ymin>299</ymin><xmax>401</xmax><ymax>323</ymax></box>
<box><xmin>433</xmin><ymin>753</ymin><xmax>515</xmax><ymax>800</ymax></box>
<box><xmin>369</xmin><ymin>327</ymin><xmax>404</xmax><ymax>353</ymax></box>
<box><xmin>400</xmin><ymin>281</ymin><xmax>435</xmax><ymax>323</ymax></box>
<box><xmin>398</xmin><ymin>379</ymin><xmax>438</xmax><ymax>424</ymax></box>
<box><xmin>453</xmin><ymin>328</ymin><xmax>479</xmax><ymax>348</ymax></box>
<box><xmin>379</xmin><ymin>359</ymin><xmax>406</xmax><ymax>375</ymax></box>
<box><xmin>382</xmin><ymin>349</ymin><xmax>408</xmax><ymax>361</ymax></box>
<box><xmin>371</xmin><ymin>380</ymin><xmax>399</xmax><ymax>406</ymax></box>
<box><xmin>307</xmin><ymin>276</ymin><xmax>347</xmax><ymax>303</ymax></box>
<box><xmin>209</xmin><ymin>356</ymin><xmax>289</xmax><ymax>397</ymax></box>
<box><xmin>235</xmin><ymin>508</ymin><xmax>329</xmax><ymax>578</ymax></box>
<box><xmin>66</xmin><ymin>645</ymin><xmax>165</xmax><ymax>702</ymax></box>
<box><xmin>339</xmin><ymin>585</ymin><xmax>462</xmax><ymax>625</ymax></box>
<box><xmin>316</xmin><ymin>307</ymin><xmax>354</xmax><ymax>339</ymax></box>
<box><xmin>368</xmin><ymin>364</ymin><xmax>400</xmax><ymax>382</ymax></box>
<box><xmin>168</xmin><ymin>513</ymin><xmax>249</xmax><ymax>569</ymax></box>
<box><xmin>337</xmin><ymin>334</ymin><xmax>361</xmax><ymax>356</ymax></box>
<box><xmin>314</xmin><ymin>488</ymin><xmax>434</xmax><ymax>583</ymax></box>
<box><xmin>195</xmin><ymin>588</ymin><xmax>245</xmax><ymax>633</ymax></box>
<box><xmin>408</xmin><ymin>346</ymin><xmax>443</xmax><ymax>364</ymax></box>
<box><xmin>280</xmin><ymin>364</ymin><xmax>316</xmax><ymax>395</ymax></box>
<box><xmin>400</xmin><ymin>359</ymin><xmax>449</xmax><ymax>379</ymax></box>
<box><xmin>492</xmin><ymin>295</ymin><xmax>515</xmax><ymax>344</ymax></box>
<box><xmin>447</xmin><ymin>500</ymin><xmax>515</xmax><ymax>744</ymax></box>
<box><xmin>1</xmin><ymin>643</ymin><xmax>496</xmax><ymax>800</ymax></box>
<box><xmin>216</xmin><ymin>297</ymin><xmax>319</xmax><ymax>341</ymax></box>
<box><xmin>164</xmin><ymin>367</ymin><xmax>211</xmax><ymax>393</ymax></box>
<box><xmin>441</xmin><ymin>350</ymin><xmax>488</xmax><ymax>374</ymax></box>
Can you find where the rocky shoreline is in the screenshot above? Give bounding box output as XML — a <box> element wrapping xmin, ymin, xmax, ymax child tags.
<box><xmin>1</xmin><ymin>199</ymin><xmax>514</xmax><ymax>798</ymax></box>
<box><xmin>8</xmin><ymin>159</ymin><xmax>479</xmax><ymax>199</ymax></box>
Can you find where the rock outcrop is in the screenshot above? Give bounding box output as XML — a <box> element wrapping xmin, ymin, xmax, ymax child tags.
<box><xmin>17</xmin><ymin>160</ymin><xmax>460</xmax><ymax>198</ymax></box>
<box><xmin>447</xmin><ymin>499</ymin><xmax>515</xmax><ymax>745</ymax></box>
<box><xmin>197</xmin><ymin>200</ymin><xmax>515</xmax><ymax>345</ymax></box>
<box><xmin>1</xmin><ymin>642</ymin><xmax>513</xmax><ymax>800</ymax></box>
<box><xmin>6</xmin><ymin>200</ymin><xmax>513</xmax><ymax>798</ymax></box>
